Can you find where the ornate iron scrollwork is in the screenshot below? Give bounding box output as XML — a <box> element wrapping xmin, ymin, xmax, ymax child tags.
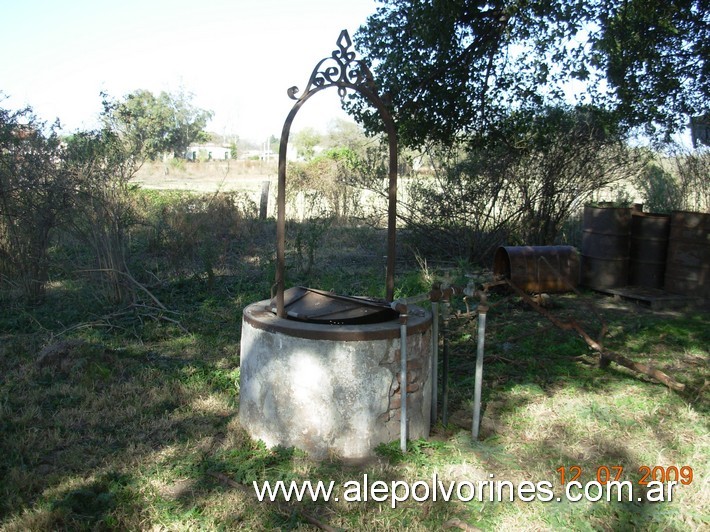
<box><xmin>288</xmin><ymin>30</ymin><xmax>376</xmax><ymax>101</ymax></box>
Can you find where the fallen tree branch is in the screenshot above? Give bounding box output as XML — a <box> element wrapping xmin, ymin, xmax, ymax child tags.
<box><xmin>504</xmin><ymin>279</ymin><xmax>685</xmax><ymax>392</ymax></box>
<box><xmin>80</xmin><ymin>267</ymin><xmax>168</xmax><ymax>311</ymax></box>
<box><xmin>598</xmin><ymin>350</ymin><xmax>686</xmax><ymax>391</ymax></box>
<box><xmin>54</xmin><ymin>302</ymin><xmax>187</xmax><ymax>338</ymax></box>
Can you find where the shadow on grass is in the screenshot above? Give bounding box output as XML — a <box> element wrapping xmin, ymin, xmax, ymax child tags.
<box><xmin>429</xmin><ymin>291</ymin><xmax>708</xmax><ymax>528</ymax></box>
<box><xmin>0</xmin><ymin>331</ymin><xmax>239</xmax><ymax>525</ymax></box>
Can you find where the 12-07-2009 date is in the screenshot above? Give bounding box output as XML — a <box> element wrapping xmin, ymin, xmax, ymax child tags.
<box><xmin>556</xmin><ymin>465</ymin><xmax>694</xmax><ymax>486</ymax></box>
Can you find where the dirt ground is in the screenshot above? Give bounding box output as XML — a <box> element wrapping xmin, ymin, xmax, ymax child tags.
<box><xmin>134</xmin><ymin>160</ymin><xmax>278</xmax><ymax>196</ymax></box>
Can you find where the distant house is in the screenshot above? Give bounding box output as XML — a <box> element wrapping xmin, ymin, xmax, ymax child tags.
<box><xmin>185</xmin><ymin>144</ymin><xmax>232</xmax><ymax>161</ymax></box>
<box><xmin>239</xmin><ymin>144</ymin><xmax>298</xmax><ymax>161</ymax></box>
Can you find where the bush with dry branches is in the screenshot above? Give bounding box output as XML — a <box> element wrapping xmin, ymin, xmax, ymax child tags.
<box><xmin>0</xmin><ymin>105</ymin><xmax>71</xmax><ymax>301</ymax></box>
<box><xmin>398</xmin><ymin>106</ymin><xmax>648</xmax><ymax>263</ymax></box>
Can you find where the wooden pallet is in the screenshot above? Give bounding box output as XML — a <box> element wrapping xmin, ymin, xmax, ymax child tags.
<box><xmin>596</xmin><ymin>285</ymin><xmax>700</xmax><ymax>310</ymax></box>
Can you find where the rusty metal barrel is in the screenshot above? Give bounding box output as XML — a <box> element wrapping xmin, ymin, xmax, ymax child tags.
<box><xmin>581</xmin><ymin>205</ymin><xmax>632</xmax><ymax>290</ymax></box>
<box><xmin>664</xmin><ymin>211</ymin><xmax>710</xmax><ymax>299</ymax></box>
<box><xmin>629</xmin><ymin>213</ymin><xmax>671</xmax><ymax>289</ymax></box>
<box><xmin>494</xmin><ymin>245</ymin><xmax>580</xmax><ymax>293</ymax></box>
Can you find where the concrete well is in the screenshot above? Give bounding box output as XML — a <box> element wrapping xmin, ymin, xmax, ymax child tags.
<box><xmin>238</xmin><ymin>300</ymin><xmax>432</xmax><ymax>460</ymax></box>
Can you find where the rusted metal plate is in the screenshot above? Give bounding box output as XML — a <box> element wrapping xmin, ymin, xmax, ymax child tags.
<box><xmin>269</xmin><ymin>286</ymin><xmax>398</xmax><ymax>325</ymax></box>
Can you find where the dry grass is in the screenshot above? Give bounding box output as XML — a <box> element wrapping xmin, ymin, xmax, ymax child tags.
<box><xmin>134</xmin><ymin>160</ymin><xmax>276</xmax><ymax>194</ymax></box>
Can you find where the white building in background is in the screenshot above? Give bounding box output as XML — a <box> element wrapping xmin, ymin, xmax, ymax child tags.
<box><xmin>185</xmin><ymin>144</ymin><xmax>232</xmax><ymax>161</ymax></box>
<box><xmin>240</xmin><ymin>144</ymin><xmax>298</xmax><ymax>161</ymax></box>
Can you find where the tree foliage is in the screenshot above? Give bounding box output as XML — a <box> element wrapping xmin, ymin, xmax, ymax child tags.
<box><xmin>105</xmin><ymin>89</ymin><xmax>213</xmax><ymax>159</ymax></box>
<box><xmin>594</xmin><ymin>0</ymin><xmax>709</xmax><ymax>139</ymax></box>
<box><xmin>349</xmin><ymin>0</ymin><xmax>708</xmax><ymax>147</ymax></box>
<box><xmin>0</xmin><ymin>91</ymin><xmax>214</xmax><ymax>304</ymax></box>
<box><xmin>292</xmin><ymin>127</ymin><xmax>322</xmax><ymax>161</ymax></box>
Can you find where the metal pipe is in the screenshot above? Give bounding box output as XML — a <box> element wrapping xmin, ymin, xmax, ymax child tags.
<box><xmin>396</xmin><ymin>304</ymin><xmax>408</xmax><ymax>452</ymax></box>
<box><xmin>428</xmin><ymin>284</ymin><xmax>442</xmax><ymax>425</ymax></box>
<box><xmin>393</xmin><ymin>287</ymin><xmax>442</xmax><ymax>428</ymax></box>
<box><xmin>441</xmin><ymin>289</ymin><xmax>452</xmax><ymax>426</ymax></box>
<box><xmin>472</xmin><ymin>295</ymin><xmax>489</xmax><ymax>440</ymax></box>
<box><xmin>430</xmin><ymin>300</ymin><xmax>439</xmax><ymax>424</ymax></box>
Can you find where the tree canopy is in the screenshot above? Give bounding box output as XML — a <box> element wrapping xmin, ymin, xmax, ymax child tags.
<box><xmin>103</xmin><ymin>89</ymin><xmax>213</xmax><ymax>159</ymax></box>
<box><xmin>348</xmin><ymin>0</ymin><xmax>709</xmax><ymax>147</ymax></box>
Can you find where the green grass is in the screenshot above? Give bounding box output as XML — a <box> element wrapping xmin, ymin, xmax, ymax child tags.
<box><xmin>1</xmin><ymin>192</ymin><xmax>708</xmax><ymax>531</ymax></box>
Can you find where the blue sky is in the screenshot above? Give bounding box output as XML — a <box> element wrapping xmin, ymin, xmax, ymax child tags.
<box><xmin>1</xmin><ymin>0</ymin><xmax>380</xmax><ymax>141</ymax></box>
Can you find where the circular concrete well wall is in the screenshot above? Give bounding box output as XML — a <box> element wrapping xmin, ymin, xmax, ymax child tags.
<box><xmin>239</xmin><ymin>300</ymin><xmax>432</xmax><ymax>460</ymax></box>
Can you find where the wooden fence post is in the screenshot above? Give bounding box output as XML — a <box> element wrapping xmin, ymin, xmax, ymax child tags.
<box><xmin>259</xmin><ymin>180</ymin><xmax>270</xmax><ymax>220</ymax></box>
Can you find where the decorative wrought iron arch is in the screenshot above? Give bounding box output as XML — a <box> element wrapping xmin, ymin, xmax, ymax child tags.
<box><xmin>275</xmin><ymin>30</ymin><xmax>399</xmax><ymax>317</ymax></box>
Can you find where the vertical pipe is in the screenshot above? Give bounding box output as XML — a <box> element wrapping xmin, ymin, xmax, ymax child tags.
<box><xmin>276</xmin><ymin>99</ymin><xmax>307</xmax><ymax>318</ymax></box>
<box><xmin>430</xmin><ymin>300</ymin><xmax>439</xmax><ymax>424</ymax></box>
<box><xmin>276</xmin><ymin>137</ymin><xmax>287</xmax><ymax>317</ymax></box>
<box><xmin>441</xmin><ymin>295</ymin><xmax>451</xmax><ymax>426</ymax></box>
<box><xmin>399</xmin><ymin>309</ymin><xmax>408</xmax><ymax>452</ymax></box>
<box><xmin>385</xmin><ymin>128</ymin><xmax>397</xmax><ymax>302</ymax></box>
<box><xmin>472</xmin><ymin>303</ymin><xmax>488</xmax><ymax>440</ymax></box>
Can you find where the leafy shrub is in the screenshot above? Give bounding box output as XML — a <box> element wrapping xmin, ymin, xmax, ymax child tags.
<box><xmin>287</xmin><ymin>147</ymin><xmax>364</xmax><ymax>222</ymax></box>
<box><xmin>635</xmin><ymin>149</ymin><xmax>709</xmax><ymax>214</ymax></box>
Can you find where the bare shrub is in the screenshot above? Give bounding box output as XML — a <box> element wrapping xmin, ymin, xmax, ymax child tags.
<box><xmin>634</xmin><ymin>162</ymin><xmax>684</xmax><ymax>213</ymax></box>
<box><xmin>287</xmin><ymin>148</ymin><xmax>365</xmax><ymax>222</ymax></box>
<box><xmin>64</xmin><ymin>129</ymin><xmax>142</xmax><ymax>304</ymax></box>
<box><xmin>0</xmin><ymin>106</ymin><xmax>70</xmax><ymax>301</ymax></box>
<box><xmin>672</xmin><ymin>148</ymin><xmax>710</xmax><ymax>212</ymax></box>
<box><xmin>397</xmin><ymin>142</ymin><xmax>516</xmax><ymax>264</ymax></box>
<box><xmin>398</xmin><ymin>106</ymin><xmax>647</xmax><ymax>263</ymax></box>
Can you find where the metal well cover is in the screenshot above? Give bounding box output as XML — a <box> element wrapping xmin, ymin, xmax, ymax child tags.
<box><xmin>269</xmin><ymin>286</ymin><xmax>399</xmax><ymax>325</ymax></box>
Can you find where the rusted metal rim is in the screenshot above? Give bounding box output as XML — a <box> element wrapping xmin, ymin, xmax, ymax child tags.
<box><xmin>244</xmin><ymin>301</ymin><xmax>431</xmax><ymax>341</ymax></box>
<box><xmin>275</xmin><ymin>30</ymin><xmax>398</xmax><ymax>318</ymax></box>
